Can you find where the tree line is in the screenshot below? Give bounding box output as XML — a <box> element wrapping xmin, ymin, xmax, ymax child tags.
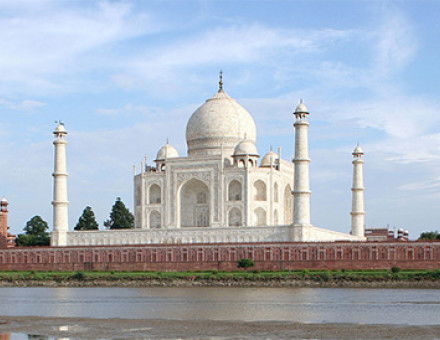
<box><xmin>418</xmin><ymin>231</ymin><xmax>440</xmax><ymax>241</ymax></box>
<box><xmin>15</xmin><ymin>197</ymin><xmax>134</xmax><ymax>247</ymax></box>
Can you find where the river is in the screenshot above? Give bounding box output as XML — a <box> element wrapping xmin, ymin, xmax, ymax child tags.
<box><xmin>0</xmin><ymin>287</ymin><xmax>439</xmax><ymax>325</ymax></box>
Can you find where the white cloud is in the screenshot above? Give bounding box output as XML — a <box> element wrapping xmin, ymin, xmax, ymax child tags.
<box><xmin>109</xmin><ymin>24</ymin><xmax>356</xmax><ymax>94</ymax></box>
<box><xmin>373</xmin><ymin>10</ymin><xmax>417</xmax><ymax>76</ymax></box>
<box><xmin>0</xmin><ymin>98</ymin><xmax>46</xmax><ymax>111</ymax></box>
<box><xmin>399</xmin><ymin>177</ymin><xmax>440</xmax><ymax>191</ymax></box>
<box><xmin>0</xmin><ymin>1</ymin><xmax>160</xmax><ymax>95</ymax></box>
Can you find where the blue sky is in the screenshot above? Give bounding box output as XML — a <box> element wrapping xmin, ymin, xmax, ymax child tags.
<box><xmin>1</xmin><ymin>0</ymin><xmax>439</xmax><ymax>237</ymax></box>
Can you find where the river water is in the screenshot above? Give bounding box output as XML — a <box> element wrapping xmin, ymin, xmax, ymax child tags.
<box><xmin>0</xmin><ymin>287</ymin><xmax>439</xmax><ymax>325</ymax></box>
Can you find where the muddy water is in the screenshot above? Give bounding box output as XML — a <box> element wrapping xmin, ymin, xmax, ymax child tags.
<box><xmin>0</xmin><ymin>287</ymin><xmax>439</xmax><ymax>325</ymax></box>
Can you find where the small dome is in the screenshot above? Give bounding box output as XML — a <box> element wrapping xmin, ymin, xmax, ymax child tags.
<box><xmin>294</xmin><ymin>100</ymin><xmax>309</xmax><ymax>114</ymax></box>
<box><xmin>0</xmin><ymin>198</ymin><xmax>7</xmax><ymax>203</ymax></box>
<box><xmin>54</xmin><ymin>123</ymin><xmax>67</xmax><ymax>134</ymax></box>
<box><xmin>261</xmin><ymin>151</ymin><xmax>279</xmax><ymax>167</ymax></box>
<box><xmin>233</xmin><ymin>139</ymin><xmax>258</xmax><ymax>156</ymax></box>
<box><xmin>156</xmin><ymin>144</ymin><xmax>179</xmax><ymax>161</ymax></box>
<box><xmin>353</xmin><ymin>145</ymin><xmax>364</xmax><ymax>155</ymax></box>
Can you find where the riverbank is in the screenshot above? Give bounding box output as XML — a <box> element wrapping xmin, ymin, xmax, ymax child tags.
<box><xmin>1</xmin><ymin>315</ymin><xmax>440</xmax><ymax>339</ymax></box>
<box><xmin>1</xmin><ymin>269</ymin><xmax>440</xmax><ymax>288</ymax></box>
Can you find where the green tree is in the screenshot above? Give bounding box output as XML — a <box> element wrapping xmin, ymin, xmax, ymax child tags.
<box><xmin>391</xmin><ymin>266</ymin><xmax>401</xmax><ymax>274</ymax></box>
<box><xmin>419</xmin><ymin>231</ymin><xmax>440</xmax><ymax>240</ymax></box>
<box><xmin>237</xmin><ymin>258</ymin><xmax>255</xmax><ymax>269</ymax></box>
<box><xmin>104</xmin><ymin>197</ymin><xmax>134</xmax><ymax>229</ymax></box>
<box><xmin>74</xmin><ymin>206</ymin><xmax>99</xmax><ymax>231</ymax></box>
<box><xmin>15</xmin><ymin>215</ymin><xmax>50</xmax><ymax>246</ymax></box>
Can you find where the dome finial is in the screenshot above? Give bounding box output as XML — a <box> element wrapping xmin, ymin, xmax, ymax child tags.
<box><xmin>218</xmin><ymin>70</ymin><xmax>223</xmax><ymax>91</ymax></box>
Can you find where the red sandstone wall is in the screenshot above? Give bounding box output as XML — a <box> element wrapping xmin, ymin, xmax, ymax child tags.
<box><xmin>0</xmin><ymin>235</ymin><xmax>6</xmax><ymax>249</ymax></box>
<box><xmin>0</xmin><ymin>211</ymin><xmax>7</xmax><ymax>249</ymax></box>
<box><xmin>0</xmin><ymin>241</ymin><xmax>439</xmax><ymax>271</ymax></box>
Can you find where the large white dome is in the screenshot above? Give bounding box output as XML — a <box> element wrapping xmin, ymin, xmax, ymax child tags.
<box><xmin>186</xmin><ymin>88</ymin><xmax>257</xmax><ymax>157</ymax></box>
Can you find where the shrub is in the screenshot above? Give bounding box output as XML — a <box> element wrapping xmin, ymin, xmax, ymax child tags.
<box><xmin>237</xmin><ymin>258</ymin><xmax>254</xmax><ymax>269</ymax></box>
<box><xmin>318</xmin><ymin>271</ymin><xmax>331</xmax><ymax>282</ymax></box>
<box><xmin>71</xmin><ymin>271</ymin><xmax>86</xmax><ymax>280</ymax></box>
<box><xmin>391</xmin><ymin>266</ymin><xmax>401</xmax><ymax>274</ymax></box>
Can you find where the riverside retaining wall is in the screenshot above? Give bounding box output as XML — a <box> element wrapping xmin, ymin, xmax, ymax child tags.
<box><xmin>0</xmin><ymin>241</ymin><xmax>439</xmax><ymax>271</ymax></box>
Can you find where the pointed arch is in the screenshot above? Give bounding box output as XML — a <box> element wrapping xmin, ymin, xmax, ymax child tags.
<box><xmin>149</xmin><ymin>210</ymin><xmax>161</xmax><ymax>228</ymax></box>
<box><xmin>254</xmin><ymin>180</ymin><xmax>267</xmax><ymax>201</ymax></box>
<box><xmin>228</xmin><ymin>207</ymin><xmax>242</xmax><ymax>227</ymax></box>
<box><xmin>149</xmin><ymin>184</ymin><xmax>161</xmax><ymax>204</ymax></box>
<box><xmin>179</xmin><ymin>179</ymin><xmax>210</xmax><ymax>227</ymax></box>
<box><xmin>254</xmin><ymin>207</ymin><xmax>267</xmax><ymax>226</ymax></box>
<box><xmin>228</xmin><ymin>180</ymin><xmax>242</xmax><ymax>201</ymax></box>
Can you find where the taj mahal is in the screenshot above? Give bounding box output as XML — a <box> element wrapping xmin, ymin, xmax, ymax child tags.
<box><xmin>50</xmin><ymin>73</ymin><xmax>366</xmax><ymax>247</ymax></box>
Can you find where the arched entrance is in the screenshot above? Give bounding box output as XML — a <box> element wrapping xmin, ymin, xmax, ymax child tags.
<box><xmin>180</xmin><ymin>179</ymin><xmax>210</xmax><ymax>227</ymax></box>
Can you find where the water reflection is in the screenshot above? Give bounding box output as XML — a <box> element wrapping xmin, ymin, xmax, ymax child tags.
<box><xmin>0</xmin><ymin>287</ymin><xmax>439</xmax><ymax>325</ymax></box>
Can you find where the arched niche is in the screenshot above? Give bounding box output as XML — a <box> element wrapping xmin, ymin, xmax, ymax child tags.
<box><xmin>228</xmin><ymin>180</ymin><xmax>242</xmax><ymax>201</ymax></box>
<box><xmin>149</xmin><ymin>184</ymin><xmax>161</xmax><ymax>204</ymax></box>
<box><xmin>149</xmin><ymin>210</ymin><xmax>161</xmax><ymax>228</ymax></box>
<box><xmin>228</xmin><ymin>207</ymin><xmax>242</xmax><ymax>227</ymax></box>
<box><xmin>180</xmin><ymin>179</ymin><xmax>210</xmax><ymax>227</ymax></box>
<box><xmin>254</xmin><ymin>180</ymin><xmax>267</xmax><ymax>201</ymax></box>
<box><xmin>254</xmin><ymin>207</ymin><xmax>267</xmax><ymax>226</ymax></box>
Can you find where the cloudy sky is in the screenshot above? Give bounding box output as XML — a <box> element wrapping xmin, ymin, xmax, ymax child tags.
<box><xmin>1</xmin><ymin>0</ymin><xmax>439</xmax><ymax>237</ymax></box>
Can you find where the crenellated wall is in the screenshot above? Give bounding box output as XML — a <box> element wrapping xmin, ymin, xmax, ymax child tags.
<box><xmin>0</xmin><ymin>241</ymin><xmax>439</xmax><ymax>271</ymax></box>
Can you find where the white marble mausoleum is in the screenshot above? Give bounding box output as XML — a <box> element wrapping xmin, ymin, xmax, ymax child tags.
<box><xmin>50</xmin><ymin>74</ymin><xmax>366</xmax><ymax>246</ymax></box>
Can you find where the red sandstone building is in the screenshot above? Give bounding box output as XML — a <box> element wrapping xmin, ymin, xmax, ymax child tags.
<box><xmin>0</xmin><ymin>198</ymin><xmax>15</xmax><ymax>249</ymax></box>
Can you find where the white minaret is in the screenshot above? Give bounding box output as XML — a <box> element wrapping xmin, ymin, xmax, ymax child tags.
<box><xmin>292</xmin><ymin>100</ymin><xmax>311</xmax><ymax>226</ymax></box>
<box><xmin>51</xmin><ymin>123</ymin><xmax>69</xmax><ymax>246</ymax></box>
<box><xmin>351</xmin><ymin>144</ymin><xmax>365</xmax><ymax>237</ymax></box>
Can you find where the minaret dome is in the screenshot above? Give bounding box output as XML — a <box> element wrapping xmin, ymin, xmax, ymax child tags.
<box><xmin>294</xmin><ymin>99</ymin><xmax>309</xmax><ymax>118</ymax></box>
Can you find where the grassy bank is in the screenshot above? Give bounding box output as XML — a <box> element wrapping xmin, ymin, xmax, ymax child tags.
<box><xmin>0</xmin><ymin>269</ymin><xmax>440</xmax><ymax>288</ymax></box>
